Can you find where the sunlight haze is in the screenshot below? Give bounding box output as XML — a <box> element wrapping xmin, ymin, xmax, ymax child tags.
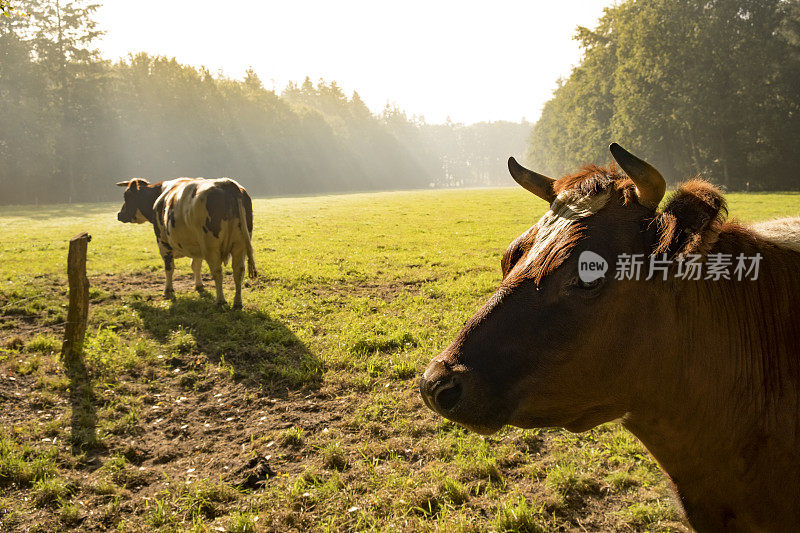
<box><xmin>96</xmin><ymin>0</ymin><xmax>614</xmax><ymax>124</ymax></box>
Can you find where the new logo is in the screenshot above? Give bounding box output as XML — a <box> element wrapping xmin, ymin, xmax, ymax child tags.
<box><xmin>578</xmin><ymin>251</ymin><xmax>608</xmax><ymax>283</ymax></box>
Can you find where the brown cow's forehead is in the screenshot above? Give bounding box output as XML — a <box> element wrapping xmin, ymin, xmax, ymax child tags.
<box><xmin>504</xmin><ymin>187</ymin><xmax>611</xmax><ymax>286</ymax></box>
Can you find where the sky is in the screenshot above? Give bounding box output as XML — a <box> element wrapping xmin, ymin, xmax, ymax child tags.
<box><xmin>95</xmin><ymin>0</ymin><xmax>614</xmax><ymax>125</ymax></box>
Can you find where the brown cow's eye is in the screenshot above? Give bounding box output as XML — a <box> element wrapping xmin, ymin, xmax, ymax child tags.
<box><xmin>576</xmin><ymin>276</ymin><xmax>604</xmax><ymax>291</ymax></box>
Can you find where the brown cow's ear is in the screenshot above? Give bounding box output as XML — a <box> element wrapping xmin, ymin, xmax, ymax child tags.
<box><xmin>654</xmin><ymin>179</ymin><xmax>727</xmax><ymax>258</ymax></box>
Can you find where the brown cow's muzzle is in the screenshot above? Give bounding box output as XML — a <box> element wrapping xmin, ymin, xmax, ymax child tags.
<box><xmin>420</xmin><ymin>355</ymin><xmax>510</xmax><ymax>434</ymax></box>
<box><xmin>419</xmin><ymin>359</ymin><xmax>464</xmax><ymax>414</ymax></box>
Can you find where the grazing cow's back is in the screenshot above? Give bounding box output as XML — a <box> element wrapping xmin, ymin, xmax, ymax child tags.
<box><xmin>752</xmin><ymin>216</ymin><xmax>800</xmax><ymax>252</ymax></box>
<box><xmin>419</xmin><ymin>144</ymin><xmax>800</xmax><ymax>532</ymax></box>
<box><xmin>117</xmin><ymin>177</ymin><xmax>256</xmax><ymax>309</ymax></box>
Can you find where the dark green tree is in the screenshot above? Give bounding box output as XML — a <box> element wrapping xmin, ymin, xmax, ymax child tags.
<box><xmin>529</xmin><ymin>0</ymin><xmax>800</xmax><ymax>190</ymax></box>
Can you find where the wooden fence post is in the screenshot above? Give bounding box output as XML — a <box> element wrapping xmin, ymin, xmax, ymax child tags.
<box><xmin>61</xmin><ymin>232</ymin><xmax>97</xmax><ymax>450</ymax></box>
<box><xmin>62</xmin><ymin>232</ymin><xmax>91</xmax><ymax>364</ymax></box>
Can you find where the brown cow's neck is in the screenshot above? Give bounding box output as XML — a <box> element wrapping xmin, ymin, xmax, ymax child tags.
<box><xmin>624</xmin><ymin>225</ymin><xmax>800</xmax><ymax>531</ymax></box>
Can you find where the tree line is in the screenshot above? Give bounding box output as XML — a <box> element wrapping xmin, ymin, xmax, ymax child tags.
<box><xmin>529</xmin><ymin>0</ymin><xmax>800</xmax><ymax>190</ymax></box>
<box><xmin>0</xmin><ymin>1</ymin><xmax>528</xmax><ymax>205</ymax></box>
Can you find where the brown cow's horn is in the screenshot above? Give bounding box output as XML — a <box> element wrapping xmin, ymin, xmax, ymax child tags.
<box><xmin>507</xmin><ymin>157</ymin><xmax>556</xmax><ymax>203</ymax></box>
<box><xmin>609</xmin><ymin>143</ymin><xmax>666</xmax><ymax>209</ymax></box>
<box><xmin>116</xmin><ymin>180</ymin><xmax>131</xmax><ymax>187</ymax></box>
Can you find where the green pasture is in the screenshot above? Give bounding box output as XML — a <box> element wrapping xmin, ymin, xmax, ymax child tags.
<box><xmin>0</xmin><ymin>188</ymin><xmax>798</xmax><ymax>532</ymax></box>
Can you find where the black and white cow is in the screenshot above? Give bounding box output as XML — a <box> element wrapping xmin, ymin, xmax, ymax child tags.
<box><xmin>117</xmin><ymin>178</ymin><xmax>257</xmax><ymax>309</ymax></box>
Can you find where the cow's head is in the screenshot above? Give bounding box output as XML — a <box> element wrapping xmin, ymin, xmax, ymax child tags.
<box><xmin>419</xmin><ymin>144</ymin><xmax>725</xmax><ymax>434</ymax></box>
<box><xmin>116</xmin><ymin>179</ymin><xmax>160</xmax><ymax>224</ymax></box>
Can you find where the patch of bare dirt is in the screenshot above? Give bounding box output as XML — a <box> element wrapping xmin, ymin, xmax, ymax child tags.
<box><xmin>0</xmin><ymin>334</ymin><xmax>348</xmax><ymax>531</ymax></box>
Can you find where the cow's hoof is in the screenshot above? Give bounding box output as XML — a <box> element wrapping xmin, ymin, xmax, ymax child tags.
<box><xmin>164</xmin><ymin>290</ymin><xmax>175</xmax><ymax>300</ymax></box>
<box><xmin>233</xmin><ymin>301</ymin><xmax>243</xmax><ymax>311</ymax></box>
<box><xmin>195</xmin><ymin>285</ymin><xmax>205</xmax><ymax>294</ymax></box>
<box><xmin>216</xmin><ymin>300</ymin><xmax>227</xmax><ymax>308</ymax></box>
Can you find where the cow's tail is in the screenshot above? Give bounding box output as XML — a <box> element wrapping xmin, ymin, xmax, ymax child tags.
<box><xmin>236</xmin><ymin>196</ymin><xmax>257</xmax><ymax>279</ymax></box>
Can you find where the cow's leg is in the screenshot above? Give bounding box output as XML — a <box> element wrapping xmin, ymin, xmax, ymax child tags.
<box><xmin>162</xmin><ymin>250</ymin><xmax>175</xmax><ymax>300</ymax></box>
<box><xmin>205</xmin><ymin>252</ymin><xmax>226</xmax><ymax>306</ymax></box>
<box><xmin>192</xmin><ymin>257</ymin><xmax>205</xmax><ymax>293</ymax></box>
<box><xmin>232</xmin><ymin>249</ymin><xmax>245</xmax><ymax>310</ymax></box>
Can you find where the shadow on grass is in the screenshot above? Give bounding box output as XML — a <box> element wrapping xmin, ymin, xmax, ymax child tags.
<box><xmin>130</xmin><ymin>296</ymin><xmax>322</xmax><ymax>392</ymax></box>
<box><xmin>65</xmin><ymin>354</ymin><xmax>100</xmax><ymax>454</ymax></box>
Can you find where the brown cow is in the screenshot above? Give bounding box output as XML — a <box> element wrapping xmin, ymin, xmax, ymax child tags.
<box><xmin>419</xmin><ymin>144</ymin><xmax>800</xmax><ymax>532</ymax></box>
<box><xmin>117</xmin><ymin>178</ymin><xmax>257</xmax><ymax>309</ymax></box>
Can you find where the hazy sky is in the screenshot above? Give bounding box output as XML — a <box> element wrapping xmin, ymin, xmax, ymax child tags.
<box><xmin>96</xmin><ymin>0</ymin><xmax>614</xmax><ymax>125</ymax></box>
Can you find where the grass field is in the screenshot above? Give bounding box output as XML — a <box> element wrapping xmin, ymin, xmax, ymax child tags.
<box><xmin>1</xmin><ymin>188</ymin><xmax>799</xmax><ymax>532</ymax></box>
